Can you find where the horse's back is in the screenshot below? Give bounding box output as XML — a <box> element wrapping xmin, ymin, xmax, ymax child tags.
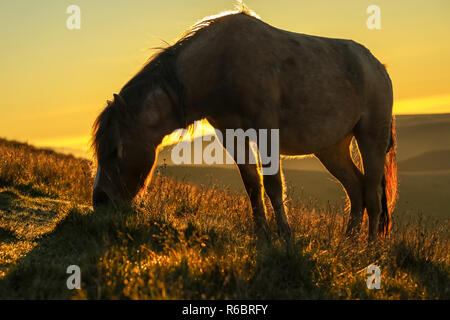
<box><xmin>178</xmin><ymin>13</ymin><xmax>393</xmax><ymax>154</ymax></box>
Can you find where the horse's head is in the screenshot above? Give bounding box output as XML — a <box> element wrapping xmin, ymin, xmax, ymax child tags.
<box><xmin>92</xmin><ymin>90</ymin><xmax>179</xmax><ymax>208</ymax></box>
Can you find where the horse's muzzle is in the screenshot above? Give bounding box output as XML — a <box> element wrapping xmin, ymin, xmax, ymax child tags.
<box><xmin>92</xmin><ymin>187</ymin><xmax>111</xmax><ymax>208</ymax></box>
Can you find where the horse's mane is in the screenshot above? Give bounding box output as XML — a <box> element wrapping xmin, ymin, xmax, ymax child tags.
<box><xmin>91</xmin><ymin>5</ymin><xmax>258</xmax><ymax>161</ymax></box>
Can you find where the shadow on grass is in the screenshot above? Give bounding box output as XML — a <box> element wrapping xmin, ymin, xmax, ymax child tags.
<box><xmin>0</xmin><ymin>190</ymin><xmax>19</xmax><ymax>211</ymax></box>
<box><xmin>0</xmin><ymin>191</ymin><xmax>20</xmax><ymax>242</ymax></box>
<box><xmin>0</xmin><ymin>206</ymin><xmax>326</xmax><ymax>299</ymax></box>
<box><xmin>0</xmin><ymin>180</ymin><xmax>57</xmax><ymax>199</ymax></box>
<box><xmin>0</xmin><ymin>227</ymin><xmax>17</xmax><ymax>242</ymax></box>
<box><xmin>0</xmin><ymin>206</ymin><xmax>134</xmax><ymax>299</ymax></box>
<box><xmin>392</xmin><ymin>241</ymin><xmax>450</xmax><ymax>299</ymax></box>
<box><xmin>246</xmin><ymin>241</ymin><xmax>327</xmax><ymax>299</ymax></box>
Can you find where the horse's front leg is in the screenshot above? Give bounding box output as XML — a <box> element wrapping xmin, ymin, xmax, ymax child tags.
<box><xmin>236</xmin><ymin>163</ymin><xmax>271</xmax><ymax>243</ymax></box>
<box><xmin>215</xmin><ymin>125</ymin><xmax>271</xmax><ymax>242</ymax></box>
<box><xmin>262</xmin><ymin>169</ymin><xmax>291</xmax><ymax>240</ymax></box>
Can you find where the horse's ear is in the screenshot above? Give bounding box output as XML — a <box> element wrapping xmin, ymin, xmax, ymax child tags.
<box><xmin>111</xmin><ymin>93</ymin><xmax>128</xmax><ymax>118</ymax></box>
<box><xmin>113</xmin><ymin>93</ymin><xmax>127</xmax><ymax>107</ymax></box>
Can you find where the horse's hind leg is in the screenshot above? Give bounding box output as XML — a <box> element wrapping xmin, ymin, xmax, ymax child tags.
<box><xmin>262</xmin><ymin>167</ymin><xmax>291</xmax><ymax>239</ymax></box>
<box><xmin>237</xmin><ymin>163</ymin><xmax>271</xmax><ymax>242</ymax></box>
<box><xmin>355</xmin><ymin>117</ymin><xmax>391</xmax><ymax>241</ymax></box>
<box><xmin>315</xmin><ymin>136</ymin><xmax>364</xmax><ymax>236</ymax></box>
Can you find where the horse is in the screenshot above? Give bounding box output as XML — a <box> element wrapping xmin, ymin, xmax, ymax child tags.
<box><xmin>91</xmin><ymin>7</ymin><xmax>397</xmax><ymax>242</ymax></box>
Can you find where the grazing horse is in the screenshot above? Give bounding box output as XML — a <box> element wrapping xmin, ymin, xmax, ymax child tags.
<box><xmin>92</xmin><ymin>8</ymin><xmax>397</xmax><ymax>242</ymax></box>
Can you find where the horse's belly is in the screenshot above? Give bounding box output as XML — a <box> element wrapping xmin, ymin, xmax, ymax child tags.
<box><xmin>279</xmin><ymin>109</ymin><xmax>359</xmax><ymax>156</ymax></box>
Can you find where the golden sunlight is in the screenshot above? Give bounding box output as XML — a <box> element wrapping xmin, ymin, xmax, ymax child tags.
<box><xmin>160</xmin><ymin>119</ymin><xmax>216</xmax><ymax>147</ymax></box>
<box><xmin>394</xmin><ymin>94</ymin><xmax>450</xmax><ymax>115</ymax></box>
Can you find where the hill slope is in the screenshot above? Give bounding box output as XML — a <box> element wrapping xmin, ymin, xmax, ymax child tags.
<box><xmin>398</xmin><ymin>149</ymin><xmax>450</xmax><ymax>172</ymax></box>
<box><xmin>395</xmin><ymin>113</ymin><xmax>450</xmax><ymax>161</ymax></box>
<box><xmin>0</xmin><ymin>138</ymin><xmax>448</xmax><ymax>299</ymax></box>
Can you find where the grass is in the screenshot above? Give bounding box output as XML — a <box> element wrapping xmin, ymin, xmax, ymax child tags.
<box><xmin>0</xmin><ymin>138</ymin><xmax>448</xmax><ymax>299</ymax></box>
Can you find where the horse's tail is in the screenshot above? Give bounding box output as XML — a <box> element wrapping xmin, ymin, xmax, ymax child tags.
<box><xmin>379</xmin><ymin>116</ymin><xmax>398</xmax><ymax>236</ymax></box>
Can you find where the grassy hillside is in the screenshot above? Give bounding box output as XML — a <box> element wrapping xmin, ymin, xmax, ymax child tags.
<box><xmin>0</xmin><ymin>138</ymin><xmax>449</xmax><ymax>299</ymax></box>
<box><xmin>0</xmin><ymin>139</ymin><xmax>93</xmax><ymax>204</ymax></box>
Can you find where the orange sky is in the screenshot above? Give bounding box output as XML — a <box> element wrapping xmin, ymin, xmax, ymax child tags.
<box><xmin>0</xmin><ymin>0</ymin><xmax>449</xmax><ymax>157</ymax></box>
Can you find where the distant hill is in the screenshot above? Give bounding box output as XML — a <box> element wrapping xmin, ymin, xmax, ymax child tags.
<box><xmin>395</xmin><ymin>113</ymin><xmax>450</xmax><ymax>128</ymax></box>
<box><xmin>398</xmin><ymin>149</ymin><xmax>450</xmax><ymax>172</ymax></box>
<box><xmin>156</xmin><ymin>141</ymin><xmax>325</xmax><ymax>171</ymax></box>
<box><xmin>160</xmin><ymin>164</ymin><xmax>450</xmax><ymax>221</ymax></box>
<box><xmin>155</xmin><ymin>113</ymin><xmax>450</xmax><ymax>171</ymax></box>
<box><xmin>395</xmin><ymin>113</ymin><xmax>450</xmax><ymax>161</ymax></box>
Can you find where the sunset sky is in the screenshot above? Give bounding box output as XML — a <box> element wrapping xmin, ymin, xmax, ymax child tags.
<box><xmin>0</xmin><ymin>0</ymin><xmax>449</xmax><ymax>157</ymax></box>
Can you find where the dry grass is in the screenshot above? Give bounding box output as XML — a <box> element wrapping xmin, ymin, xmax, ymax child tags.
<box><xmin>0</xmin><ymin>138</ymin><xmax>448</xmax><ymax>299</ymax></box>
<box><xmin>0</xmin><ymin>139</ymin><xmax>93</xmax><ymax>203</ymax></box>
